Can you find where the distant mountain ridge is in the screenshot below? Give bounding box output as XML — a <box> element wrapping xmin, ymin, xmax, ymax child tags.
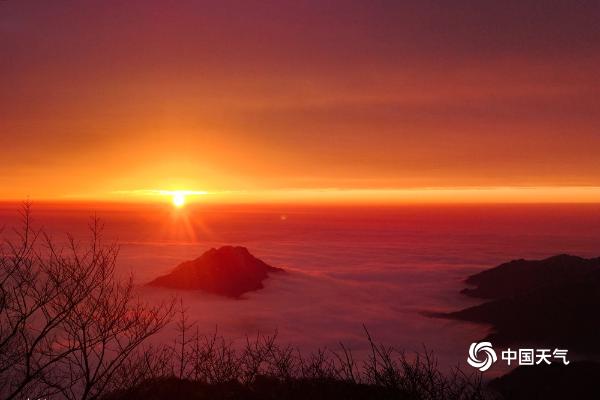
<box><xmin>438</xmin><ymin>254</ymin><xmax>600</xmax><ymax>353</ymax></box>
<box><xmin>148</xmin><ymin>246</ymin><xmax>284</xmax><ymax>298</ymax></box>
<box><xmin>461</xmin><ymin>254</ymin><xmax>600</xmax><ymax>299</ymax></box>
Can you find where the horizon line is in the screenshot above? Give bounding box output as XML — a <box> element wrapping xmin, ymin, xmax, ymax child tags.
<box><xmin>1</xmin><ymin>186</ymin><xmax>600</xmax><ymax>206</ymax></box>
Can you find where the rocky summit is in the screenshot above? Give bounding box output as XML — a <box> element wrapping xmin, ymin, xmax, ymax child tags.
<box><xmin>148</xmin><ymin>246</ymin><xmax>284</xmax><ymax>298</ymax></box>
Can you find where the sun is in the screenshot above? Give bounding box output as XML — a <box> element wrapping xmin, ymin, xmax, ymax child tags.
<box><xmin>145</xmin><ymin>189</ymin><xmax>207</xmax><ymax>207</ymax></box>
<box><xmin>172</xmin><ymin>192</ymin><xmax>186</xmax><ymax>208</ymax></box>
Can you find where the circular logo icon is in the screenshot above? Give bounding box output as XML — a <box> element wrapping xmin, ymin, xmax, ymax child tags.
<box><xmin>467</xmin><ymin>342</ymin><xmax>497</xmax><ymax>372</ymax></box>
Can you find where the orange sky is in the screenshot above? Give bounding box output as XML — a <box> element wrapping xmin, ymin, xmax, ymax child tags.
<box><xmin>1</xmin><ymin>1</ymin><xmax>599</xmax><ymax>204</ymax></box>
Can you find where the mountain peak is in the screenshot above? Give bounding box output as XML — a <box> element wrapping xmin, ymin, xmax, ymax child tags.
<box><xmin>148</xmin><ymin>246</ymin><xmax>284</xmax><ymax>298</ymax></box>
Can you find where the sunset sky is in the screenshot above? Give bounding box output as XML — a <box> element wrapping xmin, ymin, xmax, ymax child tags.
<box><xmin>1</xmin><ymin>1</ymin><xmax>599</xmax><ymax>203</ymax></box>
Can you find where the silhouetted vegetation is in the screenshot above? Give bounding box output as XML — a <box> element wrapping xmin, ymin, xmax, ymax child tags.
<box><xmin>0</xmin><ymin>204</ymin><xmax>173</xmax><ymax>400</ymax></box>
<box><xmin>103</xmin><ymin>306</ymin><xmax>490</xmax><ymax>400</ymax></box>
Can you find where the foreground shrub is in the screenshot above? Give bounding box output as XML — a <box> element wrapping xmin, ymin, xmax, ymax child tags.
<box><xmin>0</xmin><ymin>204</ymin><xmax>173</xmax><ymax>400</ymax></box>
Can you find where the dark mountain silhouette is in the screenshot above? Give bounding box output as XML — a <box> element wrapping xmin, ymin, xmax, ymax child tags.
<box><xmin>104</xmin><ymin>376</ymin><xmax>400</xmax><ymax>400</ymax></box>
<box><xmin>148</xmin><ymin>246</ymin><xmax>284</xmax><ymax>298</ymax></box>
<box><xmin>104</xmin><ymin>363</ymin><xmax>600</xmax><ymax>400</ymax></box>
<box><xmin>489</xmin><ymin>361</ymin><xmax>600</xmax><ymax>399</ymax></box>
<box><xmin>461</xmin><ymin>254</ymin><xmax>600</xmax><ymax>299</ymax></box>
<box><xmin>438</xmin><ymin>254</ymin><xmax>600</xmax><ymax>353</ymax></box>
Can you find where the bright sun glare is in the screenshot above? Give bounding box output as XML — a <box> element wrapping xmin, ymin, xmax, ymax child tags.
<box><xmin>172</xmin><ymin>192</ymin><xmax>186</xmax><ymax>208</ymax></box>
<box><xmin>121</xmin><ymin>189</ymin><xmax>209</xmax><ymax>206</ymax></box>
